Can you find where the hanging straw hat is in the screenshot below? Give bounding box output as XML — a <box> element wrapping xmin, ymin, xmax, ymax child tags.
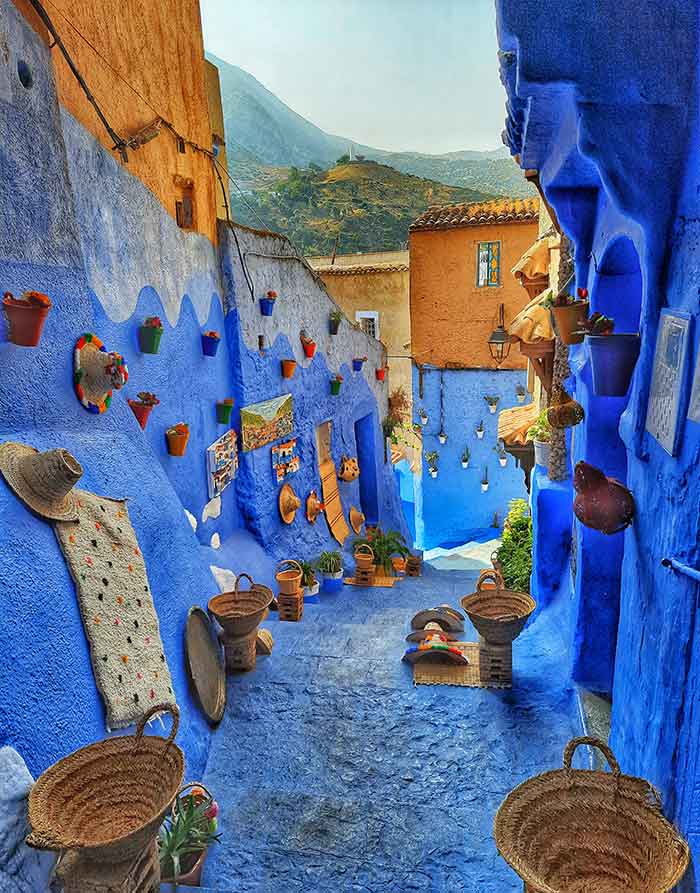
<box><xmin>74</xmin><ymin>333</ymin><xmax>129</xmax><ymax>414</ymax></box>
<box><xmin>279</xmin><ymin>483</ymin><xmax>301</xmax><ymax>524</ymax></box>
<box><xmin>306</xmin><ymin>489</ymin><xmax>323</xmax><ymax>524</ymax></box>
<box><xmin>0</xmin><ymin>443</ymin><xmax>83</xmax><ymax>521</ymax></box>
<box><xmin>349</xmin><ymin>506</ymin><xmax>365</xmax><ymax>534</ymax></box>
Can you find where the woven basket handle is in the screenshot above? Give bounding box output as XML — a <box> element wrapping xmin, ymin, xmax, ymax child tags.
<box><xmin>135</xmin><ymin>703</ymin><xmax>180</xmax><ymax>750</ymax></box>
<box><xmin>354</xmin><ymin>544</ymin><xmax>374</xmax><ymax>558</ymax></box>
<box><xmin>563</xmin><ymin>736</ymin><xmax>621</xmax><ymax>776</ymax></box>
<box><xmin>477</xmin><ymin>570</ymin><xmax>504</xmax><ymax>591</ymax></box>
<box><xmin>171</xmin><ymin>781</ymin><xmax>214</xmax><ymax>818</ymax></box>
<box><xmin>235</xmin><ymin>573</ymin><xmax>254</xmax><ymax>596</ymax></box>
<box><xmin>276</xmin><ymin>559</ymin><xmax>302</xmax><ymax>574</ymax></box>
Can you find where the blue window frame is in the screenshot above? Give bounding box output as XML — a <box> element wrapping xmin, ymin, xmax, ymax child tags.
<box><xmin>477</xmin><ymin>241</ymin><xmax>501</xmax><ymax>287</ymax></box>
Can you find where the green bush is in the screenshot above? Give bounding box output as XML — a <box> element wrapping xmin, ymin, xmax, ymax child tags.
<box><xmin>495</xmin><ymin>499</ymin><xmax>532</xmax><ymax>593</ymax></box>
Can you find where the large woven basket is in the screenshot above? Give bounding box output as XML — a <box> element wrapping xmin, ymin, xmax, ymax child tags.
<box><xmin>27</xmin><ymin>705</ymin><xmax>183</xmax><ymax>864</ymax></box>
<box><xmin>460</xmin><ymin>573</ymin><xmax>535</xmax><ymax>645</ymax></box>
<box><xmin>274</xmin><ymin>560</ymin><xmax>303</xmax><ymax>595</ymax></box>
<box><xmin>494</xmin><ymin>737</ymin><xmax>690</xmax><ymax>892</ymax></box>
<box><xmin>208</xmin><ymin>573</ymin><xmax>273</xmax><ymax>638</ymax></box>
<box><xmin>354</xmin><ymin>543</ymin><xmax>375</xmax><ymax>570</ymax></box>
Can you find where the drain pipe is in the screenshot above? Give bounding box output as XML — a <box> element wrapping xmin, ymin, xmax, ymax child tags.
<box><xmin>661</xmin><ymin>557</ymin><xmax>700</xmax><ymax>583</ymax></box>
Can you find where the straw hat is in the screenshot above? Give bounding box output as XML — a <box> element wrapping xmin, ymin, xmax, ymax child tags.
<box><xmin>349</xmin><ymin>506</ymin><xmax>365</xmax><ymax>534</ymax></box>
<box><xmin>306</xmin><ymin>489</ymin><xmax>323</xmax><ymax>524</ymax></box>
<box><xmin>74</xmin><ymin>333</ymin><xmax>129</xmax><ymax>414</ymax></box>
<box><xmin>0</xmin><ymin>443</ymin><xmax>83</xmax><ymax>521</ymax></box>
<box><xmin>279</xmin><ymin>483</ymin><xmax>300</xmax><ymax>524</ymax></box>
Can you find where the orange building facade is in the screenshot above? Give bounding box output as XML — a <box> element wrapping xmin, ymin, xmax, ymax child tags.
<box><xmin>13</xmin><ymin>0</ymin><xmax>226</xmax><ymax>246</ymax></box>
<box><xmin>409</xmin><ymin>198</ymin><xmax>539</xmax><ymax>369</ymax></box>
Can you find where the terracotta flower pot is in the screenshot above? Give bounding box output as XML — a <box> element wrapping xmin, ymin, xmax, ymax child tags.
<box><xmin>375</xmin><ymin>368</ymin><xmax>386</xmax><ymax>381</ymax></box>
<box><xmin>161</xmin><ymin>847</ymin><xmax>207</xmax><ymax>887</ymax></box>
<box><xmin>216</xmin><ymin>402</ymin><xmax>234</xmax><ymax>424</ymax></box>
<box><xmin>551</xmin><ymin>301</ymin><xmax>589</xmax><ymax>345</ymax></box>
<box><xmin>3</xmin><ymin>292</ymin><xmax>51</xmax><ymax>347</ymax></box>
<box><xmin>128</xmin><ymin>400</ymin><xmax>152</xmax><ymax>430</ymax></box>
<box><xmin>302</xmin><ymin>340</ymin><xmax>316</xmax><ymax>359</ymax></box>
<box><xmin>166</xmin><ymin>430</ymin><xmax>189</xmax><ymax>456</ymax></box>
<box><xmin>201</xmin><ymin>334</ymin><xmax>220</xmax><ymax>357</ymax></box>
<box><xmin>138</xmin><ymin>325</ymin><xmax>163</xmax><ymax>354</ymax></box>
<box><xmin>281</xmin><ymin>359</ymin><xmax>297</xmax><ymax>379</ymax></box>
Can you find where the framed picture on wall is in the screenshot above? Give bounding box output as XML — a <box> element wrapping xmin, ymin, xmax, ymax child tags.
<box><xmin>206</xmin><ymin>429</ymin><xmax>238</xmax><ymax>499</ymax></box>
<box><xmin>646</xmin><ymin>310</ymin><xmax>693</xmax><ymax>456</ymax></box>
<box><xmin>240</xmin><ymin>394</ymin><xmax>294</xmax><ymax>451</ymax></box>
<box><xmin>271</xmin><ymin>438</ymin><xmax>300</xmax><ymax>483</ymax></box>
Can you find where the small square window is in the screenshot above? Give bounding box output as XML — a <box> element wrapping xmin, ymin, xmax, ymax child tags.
<box><xmin>177</xmin><ymin>137</ymin><xmax>186</xmax><ymax>154</ymax></box>
<box><xmin>477</xmin><ymin>241</ymin><xmax>501</xmax><ymax>287</ymax></box>
<box><xmin>356</xmin><ymin>311</ymin><xmax>379</xmax><ymax>339</ymax></box>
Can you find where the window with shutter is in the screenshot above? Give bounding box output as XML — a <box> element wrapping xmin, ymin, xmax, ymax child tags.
<box><xmin>476</xmin><ymin>241</ymin><xmax>501</xmax><ymax>287</ymax></box>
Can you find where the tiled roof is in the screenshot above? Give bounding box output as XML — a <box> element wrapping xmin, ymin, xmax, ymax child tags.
<box><xmin>498</xmin><ymin>402</ymin><xmax>538</xmax><ymax>447</ymax></box>
<box><xmin>410</xmin><ymin>197</ymin><xmax>539</xmax><ymax>232</ymax></box>
<box><xmin>315</xmin><ymin>262</ymin><xmax>409</xmax><ymax>276</ymax></box>
<box><xmin>307</xmin><ymin>250</ymin><xmax>409</xmax><ymax>276</ymax></box>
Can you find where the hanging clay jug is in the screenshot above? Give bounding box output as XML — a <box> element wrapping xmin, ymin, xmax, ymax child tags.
<box><xmin>573</xmin><ymin>461</ymin><xmax>635</xmax><ymax>535</ymax></box>
<box><xmin>338</xmin><ymin>455</ymin><xmax>360</xmax><ymax>482</ymax></box>
<box><xmin>547</xmin><ymin>390</ymin><xmax>585</xmax><ymax>429</ymax></box>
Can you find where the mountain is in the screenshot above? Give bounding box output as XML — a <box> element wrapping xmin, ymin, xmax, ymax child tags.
<box><xmin>207</xmin><ymin>54</ymin><xmax>535</xmax><ymax>199</ymax></box>
<box><xmin>234</xmin><ymin>159</ymin><xmax>494</xmax><ymax>255</ymax></box>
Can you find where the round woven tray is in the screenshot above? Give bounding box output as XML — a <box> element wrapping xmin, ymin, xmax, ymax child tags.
<box><xmin>208</xmin><ymin>573</ymin><xmax>273</xmax><ymax>638</ymax></box>
<box><xmin>495</xmin><ymin>737</ymin><xmax>689</xmax><ymax>892</ymax></box>
<box><xmin>27</xmin><ymin>705</ymin><xmax>183</xmax><ymax>864</ymax></box>
<box><xmin>185</xmin><ymin>607</ymin><xmax>225</xmax><ymax>726</ymax></box>
<box><xmin>460</xmin><ymin>574</ymin><xmax>535</xmax><ymax>645</ymax></box>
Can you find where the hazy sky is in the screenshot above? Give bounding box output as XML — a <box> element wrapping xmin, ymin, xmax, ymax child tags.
<box><xmin>200</xmin><ymin>0</ymin><xmax>505</xmax><ymax>154</ymax></box>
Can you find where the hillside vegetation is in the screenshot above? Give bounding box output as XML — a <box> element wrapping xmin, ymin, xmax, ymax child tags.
<box><xmin>234</xmin><ymin>159</ymin><xmax>494</xmax><ymax>254</ymax></box>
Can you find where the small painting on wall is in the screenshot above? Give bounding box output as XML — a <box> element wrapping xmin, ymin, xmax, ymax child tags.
<box><xmin>272</xmin><ymin>438</ymin><xmax>300</xmax><ymax>483</ymax></box>
<box><xmin>207</xmin><ymin>429</ymin><xmax>238</xmax><ymax>499</ymax></box>
<box><xmin>240</xmin><ymin>394</ymin><xmax>294</xmax><ymax>451</ymax></box>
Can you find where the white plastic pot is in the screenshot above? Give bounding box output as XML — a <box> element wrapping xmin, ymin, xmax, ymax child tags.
<box><xmin>476</xmin><ymin>429</ymin><xmax>485</xmax><ymax>440</ymax></box>
<box><xmin>305</xmin><ymin>580</ymin><xmax>320</xmax><ymax>597</ymax></box>
<box><xmin>438</xmin><ymin>433</ymin><xmax>447</xmax><ymax>444</ymax></box>
<box><xmin>516</xmin><ymin>393</ymin><xmax>526</xmax><ymax>404</ymax></box>
<box><xmin>499</xmin><ymin>457</ymin><xmax>507</xmax><ymax>467</ymax></box>
<box><xmin>429</xmin><ymin>468</ymin><xmax>438</xmax><ymax>478</ymax></box>
<box><xmin>488</xmin><ymin>404</ymin><xmax>498</xmax><ymax>415</ymax></box>
<box><xmin>419</xmin><ymin>415</ymin><xmax>428</xmax><ymax>426</ymax></box>
<box><xmin>461</xmin><ymin>460</ymin><xmax>469</xmax><ymax>469</ymax></box>
<box><xmin>534</xmin><ymin>439</ymin><xmax>550</xmax><ymax>469</ymax></box>
<box><xmin>481</xmin><ymin>482</ymin><xmax>489</xmax><ymax>492</ymax></box>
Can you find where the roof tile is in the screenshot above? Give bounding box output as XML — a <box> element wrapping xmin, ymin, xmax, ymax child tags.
<box><xmin>410</xmin><ymin>197</ymin><xmax>539</xmax><ymax>232</ymax></box>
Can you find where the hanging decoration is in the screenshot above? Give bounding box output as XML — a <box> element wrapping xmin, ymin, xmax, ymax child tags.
<box><xmin>438</xmin><ymin>370</ymin><xmax>447</xmax><ymax>442</ymax></box>
<box><xmin>3</xmin><ymin>290</ymin><xmax>52</xmax><ymax>347</ymax></box>
<box><xmin>74</xmin><ymin>333</ymin><xmax>128</xmax><ymax>414</ymax></box>
<box><xmin>240</xmin><ymin>394</ymin><xmax>294</xmax><ymax>451</ymax></box>
<box><xmin>206</xmin><ymin>429</ymin><xmax>238</xmax><ymax>499</ymax></box>
<box><xmin>306</xmin><ymin>490</ymin><xmax>323</xmax><ymax>523</ymax></box>
<box><xmin>279</xmin><ymin>483</ymin><xmax>301</xmax><ymax>524</ymax></box>
<box><xmin>338</xmin><ymin>455</ymin><xmax>360</xmax><ymax>482</ymax></box>
<box><xmin>573</xmin><ymin>461</ymin><xmax>635</xmax><ymax>535</ymax></box>
<box><xmin>271</xmin><ymin>438</ymin><xmax>300</xmax><ymax>483</ymax></box>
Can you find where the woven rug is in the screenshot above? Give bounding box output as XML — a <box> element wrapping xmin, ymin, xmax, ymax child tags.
<box><xmin>412</xmin><ymin>642</ymin><xmax>511</xmax><ymax>689</ymax></box>
<box><xmin>54</xmin><ymin>490</ymin><xmax>177</xmax><ymax>730</ymax></box>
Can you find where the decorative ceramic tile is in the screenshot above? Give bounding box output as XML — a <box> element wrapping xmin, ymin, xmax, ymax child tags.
<box><xmin>206</xmin><ymin>430</ymin><xmax>238</xmax><ymax>499</ymax></box>
<box><xmin>240</xmin><ymin>394</ymin><xmax>294</xmax><ymax>451</ymax></box>
<box><xmin>646</xmin><ymin>311</ymin><xmax>692</xmax><ymax>456</ymax></box>
<box><xmin>687</xmin><ymin>337</ymin><xmax>700</xmax><ymax>424</ymax></box>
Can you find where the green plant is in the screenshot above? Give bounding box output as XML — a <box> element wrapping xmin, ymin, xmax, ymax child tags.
<box><xmin>495</xmin><ymin>498</ymin><xmax>532</xmax><ymax>592</ymax></box>
<box><xmin>330</xmin><ymin>309</ymin><xmax>343</xmax><ymax>323</ymax></box>
<box><xmin>581</xmin><ymin>311</ymin><xmax>615</xmax><ymax>335</ymax></box>
<box><xmin>476</xmin><ymin>420</ymin><xmax>484</xmax><ymax>431</ymax></box>
<box><xmin>481</xmin><ymin>467</ymin><xmax>489</xmax><ymax>485</ymax></box>
<box><xmin>317</xmin><ymin>551</ymin><xmax>342</xmax><ymax>574</ymax></box>
<box><xmin>298</xmin><ymin>560</ymin><xmax>317</xmax><ymax>588</ymax></box>
<box><xmin>159</xmin><ymin>788</ymin><xmax>220</xmax><ymax>880</ymax></box>
<box><xmin>515</xmin><ymin>384</ymin><xmax>527</xmax><ymax>396</ymax></box>
<box><xmin>383</xmin><ymin>416</ymin><xmax>398</xmax><ymax>439</ymax></box>
<box><xmin>424</xmin><ymin>450</ymin><xmax>438</xmax><ymax>469</ymax></box>
<box><xmin>353</xmin><ymin>528</ymin><xmax>409</xmax><ymax>576</ymax></box>
<box><xmin>526</xmin><ymin>409</ymin><xmax>552</xmax><ymax>444</ymax></box>
<box><xmin>493</xmin><ymin>441</ymin><xmax>507</xmax><ymax>458</ymax></box>
<box><xmin>461</xmin><ymin>446</ymin><xmax>470</xmax><ymax>463</ymax></box>
<box><xmin>484</xmin><ymin>395</ymin><xmax>500</xmax><ymax>407</ymax></box>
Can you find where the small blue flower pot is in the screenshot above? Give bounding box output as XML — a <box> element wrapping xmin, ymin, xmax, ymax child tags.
<box><xmin>322</xmin><ymin>571</ymin><xmax>344</xmax><ymax>593</ymax></box>
<box><xmin>352</xmin><ymin>359</ymin><xmax>365</xmax><ymax>372</ymax></box>
<box><xmin>201</xmin><ymin>334</ymin><xmax>221</xmax><ymax>357</ymax></box>
<box><xmin>259</xmin><ymin>298</ymin><xmax>275</xmax><ymax>317</ymax></box>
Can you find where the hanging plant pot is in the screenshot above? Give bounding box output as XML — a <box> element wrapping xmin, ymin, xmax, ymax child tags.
<box><xmin>438</xmin><ymin>432</ymin><xmax>447</xmax><ymax>445</ymax></box>
<box><xmin>547</xmin><ymin>391</ymin><xmax>585</xmax><ymax>428</ymax></box>
<box><xmin>301</xmin><ymin>339</ymin><xmax>316</xmax><ymax>359</ymax></box>
<box><xmin>281</xmin><ymin>359</ymin><xmax>297</xmax><ymax>379</ymax></box>
<box><xmin>419</xmin><ymin>413</ymin><xmax>428</xmax><ymax>426</ymax></box>
<box><xmin>329</xmin><ymin>313</ymin><xmax>342</xmax><ymax>335</ymax></box>
<box><xmin>138</xmin><ymin>317</ymin><xmax>164</xmax><ymax>354</ymax></box>
<box><xmin>429</xmin><ymin>468</ymin><xmax>438</xmax><ymax>479</ymax></box>
<box><xmin>128</xmin><ymin>392</ymin><xmax>159</xmax><ymax>431</ymax></box>
<box><xmin>216</xmin><ymin>399</ymin><xmax>234</xmax><ymax>424</ymax></box>
<box><xmin>485</xmin><ymin>396</ymin><xmax>500</xmax><ymax>414</ymax></box>
<box><xmin>259</xmin><ymin>290</ymin><xmax>277</xmax><ymax>316</ymax></box>
<box><xmin>201</xmin><ymin>331</ymin><xmax>221</xmax><ymax>357</ymax></box>
<box><xmin>573</xmin><ymin>461</ymin><xmax>635</xmax><ymax>534</ymax></box>
<box><xmin>533</xmin><ymin>439</ymin><xmax>550</xmax><ymax>469</ymax></box>
<box><xmin>166</xmin><ymin>423</ymin><xmax>190</xmax><ymax>456</ymax></box>
<box><xmin>481</xmin><ymin>481</ymin><xmax>489</xmax><ymax>492</ymax></box>
<box><xmin>352</xmin><ymin>357</ymin><xmax>367</xmax><ymax>372</ymax></box>
<box><xmin>3</xmin><ymin>291</ymin><xmax>52</xmax><ymax>347</ymax></box>
<box><xmin>476</xmin><ymin>428</ymin><xmax>485</xmax><ymax>440</ymax></box>
<box><xmin>551</xmin><ymin>301</ymin><xmax>589</xmax><ymax>345</ymax></box>
<box><xmin>516</xmin><ymin>389</ymin><xmax>527</xmax><ymax>404</ymax></box>
<box><xmin>330</xmin><ymin>377</ymin><xmax>342</xmax><ymax>395</ymax></box>
<box><xmin>461</xmin><ymin>460</ymin><xmax>469</xmax><ymax>469</ymax></box>
<box><xmin>375</xmin><ymin>367</ymin><xmax>386</xmax><ymax>382</ymax></box>
<box><xmin>499</xmin><ymin>456</ymin><xmax>507</xmax><ymax>468</ymax></box>
<box><xmin>587</xmin><ymin>334</ymin><xmax>641</xmax><ymax>397</ymax></box>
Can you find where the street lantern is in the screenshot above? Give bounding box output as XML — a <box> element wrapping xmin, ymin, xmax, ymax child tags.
<box><xmin>488</xmin><ymin>303</ymin><xmax>511</xmax><ymax>365</ymax></box>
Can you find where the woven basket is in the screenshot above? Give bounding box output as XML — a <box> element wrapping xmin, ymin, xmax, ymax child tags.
<box><xmin>27</xmin><ymin>705</ymin><xmax>183</xmax><ymax>864</ymax></box>
<box><xmin>274</xmin><ymin>560</ymin><xmax>303</xmax><ymax>595</ymax></box>
<box><xmin>208</xmin><ymin>573</ymin><xmax>273</xmax><ymax>638</ymax></box>
<box><xmin>354</xmin><ymin>543</ymin><xmax>375</xmax><ymax>570</ymax></box>
<box><xmin>495</xmin><ymin>737</ymin><xmax>690</xmax><ymax>892</ymax></box>
<box><xmin>223</xmin><ymin>632</ymin><xmax>257</xmax><ymax>671</ymax></box>
<box><xmin>460</xmin><ymin>574</ymin><xmax>535</xmax><ymax>645</ymax></box>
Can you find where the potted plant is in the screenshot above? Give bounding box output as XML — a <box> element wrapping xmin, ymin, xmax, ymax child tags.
<box><xmin>159</xmin><ymin>784</ymin><xmax>220</xmax><ymax>886</ymax></box>
<box><xmin>481</xmin><ymin>468</ymin><xmax>489</xmax><ymax>492</ymax></box>
<box><xmin>526</xmin><ymin>409</ymin><xmax>552</xmax><ymax>469</ymax></box>
<box><xmin>484</xmin><ymin>395</ymin><xmax>500</xmax><ymax>414</ymax></box>
<box><xmin>425</xmin><ymin>450</ymin><xmax>439</xmax><ymax>479</ymax></box>
<box><xmin>494</xmin><ymin>443</ymin><xmax>508</xmax><ymax>467</ymax></box>
<box><xmin>137</xmin><ymin>315</ymin><xmax>164</xmax><ymax>354</ymax></box>
<box><xmin>419</xmin><ymin>408</ymin><xmax>428</xmax><ymax>426</ymax></box>
<box><xmin>299</xmin><ymin>560</ymin><xmax>320</xmax><ymax>601</ymax></box>
<box><xmin>201</xmin><ymin>330</ymin><xmax>221</xmax><ymax>357</ymax></box>
<box><xmin>300</xmin><ymin>330</ymin><xmax>316</xmax><ymax>358</ymax></box>
<box><xmin>353</xmin><ymin>528</ymin><xmax>409</xmax><ymax>577</ymax></box>
<box><xmin>128</xmin><ymin>391</ymin><xmax>160</xmax><ymax>430</ymax></box>
<box><xmin>329</xmin><ymin>309</ymin><xmax>343</xmax><ymax>335</ymax></box>
<box><xmin>476</xmin><ymin>420</ymin><xmax>485</xmax><ymax>440</ymax></box>
<box><xmin>375</xmin><ymin>366</ymin><xmax>387</xmax><ymax>382</ymax></box>
<box><xmin>281</xmin><ymin>359</ymin><xmax>297</xmax><ymax>379</ymax></box>
<box><xmin>548</xmin><ymin>286</ymin><xmax>589</xmax><ymax>345</ymax></box>
<box><xmin>438</xmin><ymin>430</ymin><xmax>447</xmax><ymax>444</ymax></box>
<box><xmin>330</xmin><ymin>373</ymin><xmax>343</xmax><ymax>395</ymax></box>
<box><xmin>216</xmin><ymin>398</ymin><xmax>234</xmax><ymax>424</ymax></box>
<box><xmin>166</xmin><ymin>422</ymin><xmax>190</xmax><ymax>456</ymax></box>
<box><xmin>515</xmin><ymin>384</ymin><xmax>527</xmax><ymax>404</ymax></box>
<box><xmin>461</xmin><ymin>447</ymin><xmax>470</xmax><ymax>469</ymax></box>
<box><xmin>260</xmin><ymin>289</ymin><xmax>277</xmax><ymax>316</ymax></box>
<box><xmin>317</xmin><ymin>550</ymin><xmax>343</xmax><ymax>592</ymax></box>
<box><xmin>3</xmin><ymin>290</ymin><xmax>52</xmax><ymax>347</ymax></box>
<box><xmin>583</xmin><ymin>313</ymin><xmax>641</xmax><ymax>397</ymax></box>
<box><xmin>352</xmin><ymin>356</ymin><xmax>367</xmax><ymax>372</ymax></box>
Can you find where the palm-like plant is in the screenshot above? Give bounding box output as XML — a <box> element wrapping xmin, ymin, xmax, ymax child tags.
<box><xmin>316</xmin><ymin>551</ymin><xmax>342</xmax><ymax>574</ymax></box>
<box><xmin>353</xmin><ymin>528</ymin><xmax>410</xmax><ymax>576</ymax></box>
<box><xmin>159</xmin><ymin>791</ymin><xmax>221</xmax><ymax>880</ymax></box>
<box><xmin>297</xmin><ymin>560</ymin><xmax>317</xmax><ymax>588</ymax></box>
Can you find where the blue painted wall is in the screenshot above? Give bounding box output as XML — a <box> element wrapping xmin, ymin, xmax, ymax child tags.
<box><xmin>497</xmin><ymin>0</ymin><xmax>700</xmax><ymax>878</ymax></box>
<box><xmin>412</xmin><ymin>365</ymin><xmax>529</xmax><ymax>551</ymax></box>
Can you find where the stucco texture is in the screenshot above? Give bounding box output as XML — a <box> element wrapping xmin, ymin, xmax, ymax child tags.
<box><xmin>410</xmin><ymin>221</ymin><xmax>536</xmax><ymax>369</ymax></box>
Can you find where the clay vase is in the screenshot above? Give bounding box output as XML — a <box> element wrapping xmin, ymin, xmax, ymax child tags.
<box><xmin>551</xmin><ymin>301</ymin><xmax>589</xmax><ymax>345</ymax></box>
<box><xmin>573</xmin><ymin>461</ymin><xmax>635</xmax><ymax>535</ymax></box>
<box><xmin>547</xmin><ymin>391</ymin><xmax>585</xmax><ymax>429</ymax></box>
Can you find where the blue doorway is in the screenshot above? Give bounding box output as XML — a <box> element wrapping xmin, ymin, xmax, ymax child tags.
<box><xmin>355</xmin><ymin>413</ymin><xmax>379</xmax><ymax>525</ymax></box>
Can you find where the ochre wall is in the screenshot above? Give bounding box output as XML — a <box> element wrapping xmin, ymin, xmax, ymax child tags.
<box><xmin>204</xmin><ymin>59</ymin><xmax>231</xmax><ymax>223</ymax></box>
<box><xmin>12</xmin><ymin>0</ymin><xmax>220</xmax><ymax>245</ymax></box>
<box><xmin>410</xmin><ymin>220</ymin><xmax>537</xmax><ymax>369</ymax></box>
